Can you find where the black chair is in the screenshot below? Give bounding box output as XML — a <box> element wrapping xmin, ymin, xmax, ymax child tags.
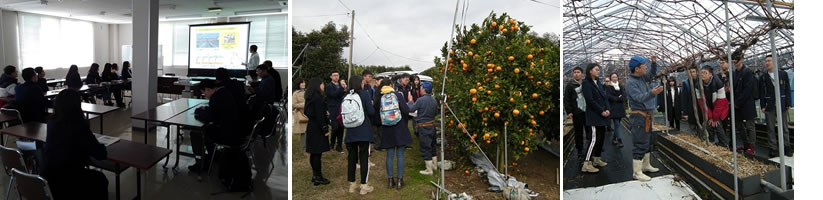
<box><xmin>0</xmin><ymin>145</ymin><xmax>28</xmax><ymax>200</ymax></box>
<box><xmin>11</xmin><ymin>168</ymin><xmax>52</xmax><ymax>200</ymax></box>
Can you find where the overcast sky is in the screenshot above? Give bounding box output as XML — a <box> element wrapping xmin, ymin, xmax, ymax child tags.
<box><xmin>293</xmin><ymin>0</ymin><xmax>562</xmax><ymax>72</ymax></box>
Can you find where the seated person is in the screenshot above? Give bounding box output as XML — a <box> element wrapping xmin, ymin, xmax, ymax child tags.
<box><xmin>35</xmin><ymin>67</ymin><xmax>48</xmax><ymax>93</ymax></box>
<box><xmin>41</xmin><ymin>89</ymin><xmax>108</xmax><ymax>200</ymax></box>
<box><xmin>214</xmin><ymin>68</ymin><xmax>249</xmax><ymax>118</ymax></box>
<box><xmin>0</xmin><ymin>65</ymin><xmax>19</xmax><ymax>98</ymax></box>
<box><xmin>254</xmin><ymin>64</ymin><xmax>282</xmax><ymax>103</ymax></box>
<box><xmin>14</xmin><ymin>68</ymin><xmax>50</xmax><ymax>122</ymax></box>
<box><xmin>120</xmin><ymin>61</ymin><xmax>132</xmax><ymax>90</ymax></box>
<box><xmin>84</xmin><ymin>63</ymin><xmax>104</xmax><ymax>103</ymax></box>
<box><xmin>65</xmin><ymin>65</ymin><xmax>83</xmax><ymax>89</ymax></box>
<box><xmin>189</xmin><ymin>80</ymin><xmax>249</xmax><ymax>172</ymax></box>
<box><xmin>102</xmin><ymin>63</ymin><xmax>124</xmax><ymax>107</ymax></box>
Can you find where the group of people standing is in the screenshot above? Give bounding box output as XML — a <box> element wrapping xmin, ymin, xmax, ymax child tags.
<box><xmin>293</xmin><ymin>70</ymin><xmax>438</xmax><ymax>195</ymax></box>
<box><xmin>565</xmin><ymin>54</ymin><xmax>794</xmax><ymax>182</ymax></box>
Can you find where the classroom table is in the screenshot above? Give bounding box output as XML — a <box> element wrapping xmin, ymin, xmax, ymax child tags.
<box><xmin>0</xmin><ymin>122</ymin><xmax>171</xmax><ymax>200</ymax></box>
<box><xmin>47</xmin><ymin>103</ymin><xmax>118</xmax><ymax>134</ymax></box>
<box><xmin>163</xmin><ymin>104</ymin><xmax>208</xmax><ymax>171</ymax></box>
<box><xmin>131</xmin><ymin>98</ymin><xmax>207</xmax><ymax>144</ymax></box>
<box><xmin>45</xmin><ymin>85</ymin><xmax>91</xmax><ymax>98</ymax></box>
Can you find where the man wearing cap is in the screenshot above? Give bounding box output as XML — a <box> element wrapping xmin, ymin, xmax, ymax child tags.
<box><xmin>407</xmin><ymin>82</ymin><xmax>439</xmax><ymax>175</ymax></box>
<box><xmin>625</xmin><ymin>55</ymin><xmax>664</xmax><ymax>182</ymax></box>
<box><xmin>732</xmin><ymin>55</ymin><xmax>757</xmax><ymax>155</ymax></box>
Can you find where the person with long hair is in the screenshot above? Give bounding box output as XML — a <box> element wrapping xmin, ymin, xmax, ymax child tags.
<box><xmin>41</xmin><ymin>89</ymin><xmax>108</xmax><ymax>199</ymax></box>
<box><xmin>120</xmin><ymin>61</ymin><xmax>132</xmax><ymax>91</ymax></box>
<box><xmin>102</xmin><ymin>63</ymin><xmax>124</xmax><ymax>107</ymax></box>
<box><xmin>293</xmin><ymin>78</ymin><xmax>308</xmax><ymax>154</ymax></box>
<box><xmin>580</xmin><ymin>63</ymin><xmax>610</xmax><ymax>173</ymax></box>
<box><xmin>304</xmin><ymin>77</ymin><xmax>331</xmax><ymax>186</ymax></box>
<box><xmin>66</xmin><ymin>65</ymin><xmax>83</xmax><ymax>89</ymax></box>
<box><xmin>84</xmin><ymin>63</ymin><xmax>103</xmax><ymax>103</ymax></box>
<box><xmin>410</xmin><ymin>75</ymin><xmax>421</xmax><ymax>102</ymax></box>
<box><xmin>34</xmin><ymin>67</ymin><xmax>48</xmax><ymax>93</ymax></box>
<box><xmin>375</xmin><ymin>79</ymin><xmax>412</xmax><ymax>190</ymax></box>
<box><xmin>605</xmin><ymin>73</ymin><xmax>626</xmax><ymax>147</ymax></box>
<box><xmin>343</xmin><ymin>76</ymin><xmax>375</xmax><ymax>195</ymax></box>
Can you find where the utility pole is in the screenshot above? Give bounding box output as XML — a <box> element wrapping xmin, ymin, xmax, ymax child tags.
<box><xmin>348</xmin><ymin>10</ymin><xmax>355</xmax><ymax>82</ymax></box>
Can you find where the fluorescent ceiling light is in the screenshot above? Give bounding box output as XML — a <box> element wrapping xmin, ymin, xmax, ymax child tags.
<box><xmin>234</xmin><ymin>8</ymin><xmax>281</xmax><ymax>16</ymax></box>
<box><xmin>165</xmin><ymin>14</ymin><xmax>202</xmax><ymax>19</ymax></box>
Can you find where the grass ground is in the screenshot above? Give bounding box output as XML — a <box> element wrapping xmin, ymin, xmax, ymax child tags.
<box><xmin>291</xmin><ymin>124</ymin><xmax>560</xmax><ymax>200</ymax></box>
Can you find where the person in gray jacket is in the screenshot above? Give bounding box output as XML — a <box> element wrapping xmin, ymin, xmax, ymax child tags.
<box><xmin>625</xmin><ymin>55</ymin><xmax>663</xmax><ymax>182</ymax></box>
<box><xmin>407</xmin><ymin>82</ymin><xmax>439</xmax><ymax>176</ymax></box>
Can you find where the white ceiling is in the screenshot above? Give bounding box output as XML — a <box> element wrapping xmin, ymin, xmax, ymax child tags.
<box><xmin>0</xmin><ymin>0</ymin><xmax>287</xmax><ymax>24</ymax></box>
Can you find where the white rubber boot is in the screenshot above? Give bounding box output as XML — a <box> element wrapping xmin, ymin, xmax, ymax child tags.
<box><xmin>419</xmin><ymin>160</ymin><xmax>434</xmax><ymax>175</ymax></box>
<box><xmin>593</xmin><ymin>157</ymin><xmax>608</xmax><ymax>167</ymax></box>
<box><xmin>349</xmin><ymin>182</ymin><xmax>360</xmax><ymax>193</ymax></box>
<box><xmin>359</xmin><ymin>183</ymin><xmax>374</xmax><ymax>195</ymax></box>
<box><xmin>432</xmin><ymin>156</ymin><xmax>439</xmax><ymax>169</ymax></box>
<box><xmin>633</xmin><ymin>159</ymin><xmax>651</xmax><ymax>182</ymax></box>
<box><xmin>581</xmin><ymin>161</ymin><xmax>599</xmax><ymax>173</ymax></box>
<box><xmin>642</xmin><ymin>153</ymin><xmax>660</xmax><ymax>173</ymax></box>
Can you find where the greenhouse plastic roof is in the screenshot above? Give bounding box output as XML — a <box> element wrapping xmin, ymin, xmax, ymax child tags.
<box><xmin>563</xmin><ymin>0</ymin><xmax>794</xmax><ymax>71</ymax></box>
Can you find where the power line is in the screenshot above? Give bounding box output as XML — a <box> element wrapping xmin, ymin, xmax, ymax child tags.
<box><xmin>357</xmin><ymin>48</ymin><xmax>379</xmax><ymax>63</ymax></box>
<box><xmin>336</xmin><ymin>0</ymin><xmax>352</xmax><ymax>11</ymax></box>
<box><xmin>527</xmin><ymin>0</ymin><xmax>560</xmax><ymax>8</ymax></box>
<box><xmin>294</xmin><ymin>13</ymin><xmax>349</xmax><ymax>18</ymax></box>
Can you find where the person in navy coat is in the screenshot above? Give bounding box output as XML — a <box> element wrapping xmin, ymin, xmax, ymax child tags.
<box><xmin>581</xmin><ymin>63</ymin><xmax>610</xmax><ymax>173</ymax></box>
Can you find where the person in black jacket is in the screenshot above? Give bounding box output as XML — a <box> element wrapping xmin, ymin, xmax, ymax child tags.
<box><xmin>255</xmin><ymin>64</ymin><xmax>282</xmax><ymax>103</ymax></box>
<box><xmin>14</xmin><ymin>68</ymin><xmax>50</xmax><ymax>123</ymax></box>
<box><xmin>84</xmin><ymin>63</ymin><xmax>104</xmax><ymax>104</ymax></box>
<box><xmin>681</xmin><ymin>67</ymin><xmax>702</xmax><ymax>132</ymax></box>
<box><xmin>343</xmin><ymin>76</ymin><xmax>376</xmax><ymax>194</ymax></box>
<box><xmin>34</xmin><ymin>67</ymin><xmax>48</xmax><ymax>93</ymax></box>
<box><xmin>189</xmin><ymin>80</ymin><xmax>245</xmax><ymax>172</ymax></box>
<box><xmin>42</xmin><ymin>89</ymin><xmax>108</xmax><ymax>200</ymax></box>
<box><xmin>563</xmin><ymin>67</ymin><xmax>586</xmax><ymax>159</ymax></box>
<box><xmin>305</xmin><ymin>77</ymin><xmax>331</xmax><ymax>186</ymax></box>
<box><xmin>605</xmin><ymin>73</ymin><xmax>626</xmax><ymax>147</ymax></box>
<box><xmin>215</xmin><ymin>68</ymin><xmax>252</xmax><ymax>127</ymax></box>
<box><xmin>658</xmin><ymin>76</ymin><xmax>681</xmax><ymax>130</ymax></box>
<box><xmin>375</xmin><ymin>80</ymin><xmax>412</xmax><ymax>190</ymax></box>
<box><xmin>731</xmin><ymin>55</ymin><xmax>757</xmax><ymax>155</ymax></box>
<box><xmin>580</xmin><ymin>63</ymin><xmax>610</xmax><ymax>173</ymax></box>
<box><xmin>102</xmin><ymin>63</ymin><xmax>124</xmax><ymax>107</ymax></box>
<box><xmin>65</xmin><ymin>65</ymin><xmax>83</xmax><ymax>89</ymax></box>
<box><xmin>325</xmin><ymin>70</ymin><xmax>345</xmax><ymax>153</ymax></box>
<box><xmin>760</xmin><ymin>55</ymin><xmax>793</xmax><ymax>157</ymax></box>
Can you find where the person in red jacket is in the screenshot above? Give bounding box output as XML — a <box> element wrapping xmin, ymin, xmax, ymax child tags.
<box><xmin>696</xmin><ymin>66</ymin><xmax>730</xmax><ymax>149</ymax></box>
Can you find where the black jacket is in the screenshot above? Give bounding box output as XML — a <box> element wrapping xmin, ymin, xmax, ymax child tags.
<box><xmin>42</xmin><ymin>120</ymin><xmax>107</xmax><ymax>179</ymax></box>
<box><xmin>304</xmin><ymin>92</ymin><xmax>330</xmax><ymax>153</ymax></box>
<box><xmin>85</xmin><ymin>72</ymin><xmax>101</xmax><ymax>85</ymax></box>
<box><xmin>733</xmin><ymin>65</ymin><xmax>757</xmax><ymax>120</ymax></box>
<box><xmin>66</xmin><ymin>73</ymin><xmax>83</xmax><ymax>89</ymax></box>
<box><xmin>563</xmin><ymin>80</ymin><xmax>584</xmax><ymax>114</ymax></box>
<box><xmin>14</xmin><ymin>82</ymin><xmax>50</xmax><ymax>122</ymax></box>
<box><xmin>582</xmin><ymin>79</ymin><xmax>610</xmax><ymax>126</ymax></box>
<box><xmin>37</xmin><ymin>78</ymin><xmax>49</xmax><ymax>93</ymax></box>
<box><xmin>657</xmin><ymin>85</ymin><xmax>681</xmax><ymax>119</ymax></box>
<box><xmin>604</xmin><ymin>83</ymin><xmax>626</xmax><ymax>118</ymax></box>
<box><xmin>324</xmin><ymin>82</ymin><xmax>344</xmax><ymax>121</ymax></box>
<box><xmin>195</xmin><ymin>87</ymin><xmax>246</xmax><ymax>146</ymax></box>
<box><xmin>759</xmin><ymin>70</ymin><xmax>792</xmax><ymax>112</ymax></box>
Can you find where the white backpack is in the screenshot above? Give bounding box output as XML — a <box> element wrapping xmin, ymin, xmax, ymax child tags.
<box><xmin>341</xmin><ymin>90</ymin><xmax>365</xmax><ymax>128</ymax></box>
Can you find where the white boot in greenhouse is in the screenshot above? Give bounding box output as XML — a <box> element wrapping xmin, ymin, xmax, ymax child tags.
<box><xmin>642</xmin><ymin>153</ymin><xmax>659</xmax><ymax>173</ymax></box>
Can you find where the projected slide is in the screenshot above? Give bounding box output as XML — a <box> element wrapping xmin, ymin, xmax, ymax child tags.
<box><xmin>188</xmin><ymin>22</ymin><xmax>250</xmax><ymax>71</ymax></box>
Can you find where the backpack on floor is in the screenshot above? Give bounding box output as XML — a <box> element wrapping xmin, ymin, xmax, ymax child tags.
<box><xmin>341</xmin><ymin>90</ymin><xmax>365</xmax><ymax>128</ymax></box>
<box><xmin>380</xmin><ymin>92</ymin><xmax>402</xmax><ymax>126</ymax></box>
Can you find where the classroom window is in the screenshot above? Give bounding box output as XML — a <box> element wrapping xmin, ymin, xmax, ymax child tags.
<box><xmin>18</xmin><ymin>12</ymin><xmax>94</xmax><ymax>70</ymax></box>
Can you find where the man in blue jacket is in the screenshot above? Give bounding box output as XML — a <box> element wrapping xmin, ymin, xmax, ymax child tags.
<box><xmin>326</xmin><ymin>70</ymin><xmax>345</xmax><ymax>153</ymax></box>
<box><xmin>760</xmin><ymin>55</ymin><xmax>793</xmax><ymax>157</ymax></box>
<box><xmin>625</xmin><ymin>56</ymin><xmax>663</xmax><ymax>182</ymax></box>
<box><xmin>407</xmin><ymin>82</ymin><xmax>438</xmax><ymax>175</ymax></box>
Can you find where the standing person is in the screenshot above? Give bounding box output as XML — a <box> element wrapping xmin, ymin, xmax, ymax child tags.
<box><xmin>0</xmin><ymin>65</ymin><xmax>19</xmax><ymax>98</ymax></box>
<box><xmin>34</xmin><ymin>67</ymin><xmax>48</xmax><ymax>92</ymax></box>
<box><xmin>371</xmin><ymin>76</ymin><xmax>384</xmax><ymax>150</ymax></box>
<box><xmin>305</xmin><ymin>78</ymin><xmax>331</xmax><ymax>186</ymax></box>
<box><xmin>41</xmin><ymin>89</ymin><xmax>108</xmax><ymax>200</ymax></box>
<box><xmin>563</xmin><ymin>67</ymin><xmax>587</xmax><ymax>159</ymax></box>
<box><xmin>658</xmin><ymin>76</ymin><xmax>681</xmax><ymax>130</ymax></box>
<box><xmin>605</xmin><ymin>73</ymin><xmax>626</xmax><ymax>147</ymax></box>
<box><xmin>760</xmin><ymin>55</ymin><xmax>793</xmax><ymax>157</ymax></box>
<box><xmin>325</xmin><ymin>70</ymin><xmax>346</xmax><ymax>153</ymax></box>
<box><xmin>580</xmin><ymin>63</ymin><xmax>610</xmax><ymax>173</ymax></box>
<box><xmin>625</xmin><ymin>56</ymin><xmax>663</xmax><ymax>182</ymax></box>
<box><xmin>342</xmin><ymin>76</ymin><xmax>376</xmax><ymax>195</ymax></box>
<box><xmin>243</xmin><ymin>45</ymin><xmax>260</xmax><ymax>82</ymax></box>
<box><xmin>681</xmin><ymin>67</ymin><xmax>702</xmax><ymax>132</ymax></box>
<box><xmin>409</xmin><ymin>75</ymin><xmax>422</xmax><ymax>102</ymax></box>
<box><xmin>293</xmin><ymin>78</ymin><xmax>308</xmax><ymax>154</ymax></box>
<box><xmin>731</xmin><ymin>55</ymin><xmax>757</xmax><ymax>155</ymax></box>
<box><xmin>697</xmin><ymin>66</ymin><xmax>730</xmax><ymax>148</ymax></box>
<box><xmin>361</xmin><ymin>70</ymin><xmax>378</xmax><ymax>166</ymax></box>
<box><xmin>407</xmin><ymin>82</ymin><xmax>438</xmax><ymax>176</ymax></box>
<box><xmin>375</xmin><ymin>80</ymin><xmax>412</xmax><ymax>190</ymax></box>
<box><xmin>15</xmin><ymin>68</ymin><xmax>50</xmax><ymax>123</ymax></box>
<box><xmin>394</xmin><ymin>73</ymin><xmax>411</xmax><ymax>99</ymax></box>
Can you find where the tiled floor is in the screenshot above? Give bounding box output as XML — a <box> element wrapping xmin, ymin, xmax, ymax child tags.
<box><xmin>0</xmin><ymin>103</ymin><xmax>288</xmax><ymax>200</ymax></box>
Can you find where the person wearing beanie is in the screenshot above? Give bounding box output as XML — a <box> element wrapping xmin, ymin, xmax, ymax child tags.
<box><xmin>407</xmin><ymin>81</ymin><xmax>439</xmax><ymax>176</ymax></box>
<box><xmin>625</xmin><ymin>55</ymin><xmax>663</xmax><ymax>182</ymax></box>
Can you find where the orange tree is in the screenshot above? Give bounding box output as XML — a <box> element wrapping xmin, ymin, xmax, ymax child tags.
<box><xmin>429</xmin><ymin>12</ymin><xmax>558</xmax><ymax>161</ymax></box>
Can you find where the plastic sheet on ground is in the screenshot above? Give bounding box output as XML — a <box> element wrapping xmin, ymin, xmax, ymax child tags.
<box><xmin>563</xmin><ymin>175</ymin><xmax>700</xmax><ymax>200</ymax></box>
<box><xmin>468</xmin><ymin>152</ymin><xmax>538</xmax><ymax>199</ymax></box>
